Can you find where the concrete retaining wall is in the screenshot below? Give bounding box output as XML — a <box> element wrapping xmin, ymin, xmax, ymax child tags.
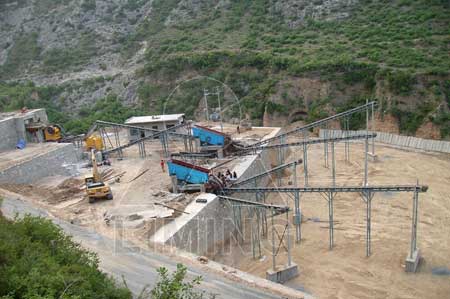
<box><xmin>0</xmin><ymin>118</ymin><xmax>22</xmax><ymax>151</ymax></box>
<box><xmin>0</xmin><ymin>143</ymin><xmax>79</xmax><ymax>184</ymax></box>
<box><xmin>319</xmin><ymin>129</ymin><xmax>450</xmax><ymax>154</ymax></box>
<box><xmin>166</xmin><ymin>194</ymin><xmax>235</xmax><ymax>255</ymax></box>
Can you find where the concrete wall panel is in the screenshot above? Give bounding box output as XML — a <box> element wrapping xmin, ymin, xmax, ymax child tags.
<box><xmin>320</xmin><ymin>129</ymin><xmax>450</xmax><ymax>154</ymax></box>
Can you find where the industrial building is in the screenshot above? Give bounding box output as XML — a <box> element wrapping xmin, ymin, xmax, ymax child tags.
<box><xmin>125</xmin><ymin>113</ymin><xmax>185</xmax><ymax>141</ymax></box>
<box><xmin>0</xmin><ymin>108</ymin><xmax>49</xmax><ymax>151</ymax></box>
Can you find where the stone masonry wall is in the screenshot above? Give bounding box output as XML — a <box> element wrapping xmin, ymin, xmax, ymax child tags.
<box><xmin>0</xmin><ymin>143</ymin><xmax>79</xmax><ymax>184</ymax></box>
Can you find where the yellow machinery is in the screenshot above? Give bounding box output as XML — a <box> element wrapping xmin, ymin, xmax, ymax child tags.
<box><xmin>44</xmin><ymin>125</ymin><xmax>62</xmax><ymax>142</ymax></box>
<box><xmin>85</xmin><ymin>149</ymin><xmax>113</xmax><ymax>203</ymax></box>
<box><xmin>85</xmin><ymin>135</ymin><xmax>104</xmax><ymax>151</ymax></box>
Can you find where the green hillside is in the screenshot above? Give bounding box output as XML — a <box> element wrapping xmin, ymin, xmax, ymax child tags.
<box><xmin>0</xmin><ymin>0</ymin><xmax>449</xmax><ymax>138</ymax></box>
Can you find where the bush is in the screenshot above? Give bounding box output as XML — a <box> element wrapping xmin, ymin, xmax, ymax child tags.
<box><xmin>146</xmin><ymin>264</ymin><xmax>212</xmax><ymax>299</ymax></box>
<box><xmin>0</xmin><ymin>215</ymin><xmax>131</xmax><ymax>298</ymax></box>
<box><xmin>386</xmin><ymin>70</ymin><xmax>417</xmax><ymax>95</ymax></box>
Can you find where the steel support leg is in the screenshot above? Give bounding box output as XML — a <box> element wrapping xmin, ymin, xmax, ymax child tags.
<box><xmin>271</xmin><ymin>208</ymin><xmax>276</xmax><ymax>271</ymax></box>
<box><xmin>366</xmin><ymin>192</ymin><xmax>372</xmax><ymax>257</ymax></box>
<box><xmin>410</xmin><ymin>189</ymin><xmax>419</xmax><ymax>258</ymax></box>
<box><xmin>251</xmin><ymin>207</ymin><xmax>256</xmax><ymax>259</ymax></box>
<box><xmin>303</xmin><ymin>142</ymin><xmax>308</xmax><ymax>186</ymax></box>
<box><xmin>331</xmin><ymin>141</ymin><xmax>336</xmax><ymax>186</ymax></box>
<box><xmin>294</xmin><ymin>191</ymin><xmax>301</xmax><ymax>243</ymax></box>
<box><xmin>328</xmin><ymin>192</ymin><xmax>334</xmax><ymax>250</ymax></box>
<box><xmin>364</xmin><ymin>136</ymin><xmax>369</xmax><ymax>186</ymax></box>
<box><xmin>286</xmin><ymin>208</ymin><xmax>292</xmax><ymax>266</ymax></box>
<box><xmin>371</xmin><ymin>102</ymin><xmax>375</xmax><ymax>156</ymax></box>
<box><xmin>345</xmin><ymin>118</ymin><xmax>350</xmax><ymax>162</ymax></box>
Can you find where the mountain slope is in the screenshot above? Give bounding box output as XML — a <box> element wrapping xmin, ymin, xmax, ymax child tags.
<box><xmin>0</xmin><ymin>0</ymin><xmax>449</xmax><ymax>138</ymax></box>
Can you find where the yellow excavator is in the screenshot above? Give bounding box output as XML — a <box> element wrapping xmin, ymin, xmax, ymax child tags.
<box><xmin>85</xmin><ymin>149</ymin><xmax>113</xmax><ymax>203</ymax></box>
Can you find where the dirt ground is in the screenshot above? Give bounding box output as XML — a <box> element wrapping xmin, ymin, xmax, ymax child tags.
<box><xmin>0</xmin><ymin>125</ymin><xmax>278</xmax><ymax>252</ymax></box>
<box><xmin>212</xmin><ymin>141</ymin><xmax>450</xmax><ymax>298</ymax></box>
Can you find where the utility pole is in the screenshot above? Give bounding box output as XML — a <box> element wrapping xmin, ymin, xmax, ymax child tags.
<box><xmin>216</xmin><ymin>87</ymin><xmax>223</xmax><ymax>132</ymax></box>
<box><xmin>204</xmin><ymin>87</ymin><xmax>222</xmax><ymax>131</ymax></box>
<box><xmin>203</xmin><ymin>89</ymin><xmax>209</xmax><ymax>122</ymax></box>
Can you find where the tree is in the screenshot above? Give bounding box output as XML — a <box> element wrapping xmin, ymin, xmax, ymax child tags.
<box><xmin>0</xmin><ymin>215</ymin><xmax>132</xmax><ymax>299</ymax></box>
<box><xmin>144</xmin><ymin>264</ymin><xmax>215</xmax><ymax>299</ymax></box>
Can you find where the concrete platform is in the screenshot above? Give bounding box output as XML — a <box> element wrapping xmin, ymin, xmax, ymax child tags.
<box><xmin>405</xmin><ymin>249</ymin><xmax>421</xmax><ymax>273</ymax></box>
<box><xmin>266</xmin><ymin>263</ymin><xmax>299</xmax><ymax>283</ymax></box>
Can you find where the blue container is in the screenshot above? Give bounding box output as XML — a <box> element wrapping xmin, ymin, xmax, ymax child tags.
<box><xmin>192</xmin><ymin>126</ymin><xmax>225</xmax><ymax>146</ymax></box>
<box><xmin>167</xmin><ymin>161</ymin><xmax>209</xmax><ymax>184</ymax></box>
<box><xmin>16</xmin><ymin>139</ymin><xmax>26</xmax><ymax>149</ymax></box>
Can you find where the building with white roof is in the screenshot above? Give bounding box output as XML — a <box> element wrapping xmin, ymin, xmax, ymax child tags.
<box><xmin>125</xmin><ymin>113</ymin><xmax>185</xmax><ymax>141</ymax></box>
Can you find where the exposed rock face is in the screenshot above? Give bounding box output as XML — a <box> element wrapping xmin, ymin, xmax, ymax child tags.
<box><xmin>416</xmin><ymin>121</ymin><xmax>441</xmax><ymax>139</ymax></box>
<box><xmin>372</xmin><ymin>112</ymin><xmax>400</xmax><ymax>135</ymax></box>
<box><xmin>271</xmin><ymin>0</ymin><xmax>360</xmax><ymax>27</ymax></box>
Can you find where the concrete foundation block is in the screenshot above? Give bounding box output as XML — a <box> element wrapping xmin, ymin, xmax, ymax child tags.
<box><xmin>217</xmin><ymin>148</ymin><xmax>224</xmax><ymax>159</ymax></box>
<box><xmin>170</xmin><ymin>175</ymin><xmax>178</xmax><ymax>193</ymax></box>
<box><xmin>266</xmin><ymin>263</ymin><xmax>299</xmax><ymax>283</ymax></box>
<box><xmin>405</xmin><ymin>249</ymin><xmax>420</xmax><ymax>273</ymax></box>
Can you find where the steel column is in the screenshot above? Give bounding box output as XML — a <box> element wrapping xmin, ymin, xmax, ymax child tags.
<box><xmin>271</xmin><ymin>207</ymin><xmax>276</xmax><ymax>271</ymax></box>
<box><xmin>331</xmin><ymin>141</ymin><xmax>336</xmax><ymax>186</ymax></box>
<box><xmin>410</xmin><ymin>187</ymin><xmax>419</xmax><ymax>258</ymax></box>
<box><xmin>371</xmin><ymin>101</ymin><xmax>375</xmax><ymax>156</ymax></box>
<box><xmin>303</xmin><ymin>131</ymin><xmax>308</xmax><ymax>186</ymax></box>
<box><xmin>328</xmin><ymin>192</ymin><xmax>334</xmax><ymax>250</ymax></box>
<box><xmin>286</xmin><ymin>208</ymin><xmax>292</xmax><ymax>266</ymax></box>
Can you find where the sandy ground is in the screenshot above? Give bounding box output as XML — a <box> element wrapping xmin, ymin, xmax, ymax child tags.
<box><xmin>212</xmin><ymin>141</ymin><xmax>450</xmax><ymax>298</ymax></box>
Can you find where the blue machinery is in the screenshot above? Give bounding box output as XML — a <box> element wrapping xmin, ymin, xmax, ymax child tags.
<box><xmin>167</xmin><ymin>159</ymin><xmax>209</xmax><ymax>184</ymax></box>
<box><xmin>192</xmin><ymin>125</ymin><xmax>226</xmax><ymax>146</ymax></box>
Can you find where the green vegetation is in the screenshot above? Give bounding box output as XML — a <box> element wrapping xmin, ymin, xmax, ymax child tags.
<box><xmin>42</xmin><ymin>32</ymin><xmax>98</xmax><ymax>73</ymax></box>
<box><xmin>390</xmin><ymin>100</ymin><xmax>436</xmax><ymax>135</ymax></box>
<box><xmin>129</xmin><ymin>0</ymin><xmax>449</xmax><ymax>75</ymax></box>
<box><xmin>0</xmin><ymin>33</ymin><xmax>41</xmax><ymax>80</ymax></box>
<box><xmin>129</xmin><ymin>0</ymin><xmax>449</xmax><ymax>132</ymax></box>
<box><xmin>0</xmin><ymin>215</ymin><xmax>131</xmax><ymax>298</ymax></box>
<box><xmin>147</xmin><ymin>264</ymin><xmax>213</xmax><ymax>299</ymax></box>
<box><xmin>0</xmin><ymin>81</ymin><xmax>69</xmax><ymax>126</ymax></box>
<box><xmin>0</xmin><ymin>214</ymin><xmax>211</xmax><ymax>298</ymax></box>
<box><xmin>386</xmin><ymin>70</ymin><xmax>417</xmax><ymax>95</ymax></box>
<box><xmin>65</xmin><ymin>94</ymin><xmax>140</xmax><ymax>134</ymax></box>
<box><xmin>0</xmin><ymin>81</ymin><xmax>140</xmax><ymax>135</ymax></box>
<box><xmin>1</xmin><ymin>0</ymin><xmax>449</xmax><ymax>137</ymax></box>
